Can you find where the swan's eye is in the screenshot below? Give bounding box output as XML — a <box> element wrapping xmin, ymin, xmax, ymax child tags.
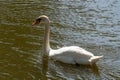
<box><xmin>36</xmin><ymin>18</ymin><xmax>42</xmax><ymax>22</ymax></box>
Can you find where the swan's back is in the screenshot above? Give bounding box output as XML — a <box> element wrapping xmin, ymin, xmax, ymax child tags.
<box><xmin>49</xmin><ymin>46</ymin><xmax>99</xmax><ymax>65</ymax></box>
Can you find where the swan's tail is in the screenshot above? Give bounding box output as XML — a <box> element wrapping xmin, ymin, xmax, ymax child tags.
<box><xmin>89</xmin><ymin>55</ymin><xmax>103</xmax><ymax>64</ymax></box>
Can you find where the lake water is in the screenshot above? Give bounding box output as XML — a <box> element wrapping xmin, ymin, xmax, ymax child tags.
<box><xmin>0</xmin><ymin>0</ymin><xmax>120</xmax><ymax>80</ymax></box>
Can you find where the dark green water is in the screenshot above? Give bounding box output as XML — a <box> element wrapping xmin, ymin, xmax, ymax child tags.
<box><xmin>0</xmin><ymin>0</ymin><xmax>120</xmax><ymax>80</ymax></box>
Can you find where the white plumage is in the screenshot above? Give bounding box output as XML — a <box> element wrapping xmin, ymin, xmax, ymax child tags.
<box><xmin>32</xmin><ymin>15</ymin><xmax>103</xmax><ymax>65</ymax></box>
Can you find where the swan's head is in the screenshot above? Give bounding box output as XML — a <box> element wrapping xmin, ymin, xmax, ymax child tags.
<box><xmin>32</xmin><ymin>15</ymin><xmax>49</xmax><ymax>26</ymax></box>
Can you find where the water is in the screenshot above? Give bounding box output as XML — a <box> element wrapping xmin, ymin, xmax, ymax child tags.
<box><xmin>0</xmin><ymin>0</ymin><xmax>120</xmax><ymax>80</ymax></box>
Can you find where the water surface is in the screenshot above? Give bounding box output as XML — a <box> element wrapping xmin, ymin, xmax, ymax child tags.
<box><xmin>0</xmin><ymin>0</ymin><xmax>120</xmax><ymax>80</ymax></box>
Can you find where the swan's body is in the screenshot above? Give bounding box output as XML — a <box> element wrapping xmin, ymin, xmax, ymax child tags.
<box><xmin>32</xmin><ymin>15</ymin><xmax>103</xmax><ymax>65</ymax></box>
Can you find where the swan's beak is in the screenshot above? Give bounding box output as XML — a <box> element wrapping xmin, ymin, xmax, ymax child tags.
<box><xmin>32</xmin><ymin>20</ymin><xmax>40</xmax><ymax>26</ymax></box>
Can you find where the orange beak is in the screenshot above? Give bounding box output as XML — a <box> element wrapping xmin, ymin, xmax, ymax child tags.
<box><xmin>32</xmin><ymin>20</ymin><xmax>40</xmax><ymax>26</ymax></box>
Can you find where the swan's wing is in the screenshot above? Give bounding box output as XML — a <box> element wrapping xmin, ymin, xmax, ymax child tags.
<box><xmin>49</xmin><ymin>46</ymin><xmax>94</xmax><ymax>64</ymax></box>
<box><xmin>50</xmin><ymin>46</ymin><xmax>94</xmax><ymax>56</ymax></box>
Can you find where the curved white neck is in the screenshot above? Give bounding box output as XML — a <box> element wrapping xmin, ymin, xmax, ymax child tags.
<box><xmin>43</xmin><ymin>21</ymin><xmax>50</xmax><ymax>54</ymax></box>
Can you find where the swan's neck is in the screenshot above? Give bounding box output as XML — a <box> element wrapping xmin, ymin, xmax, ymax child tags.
<box><xmin>44</xmin><ymin>21</ymin><xmax>50</xmax><ymax>55</ymax></box>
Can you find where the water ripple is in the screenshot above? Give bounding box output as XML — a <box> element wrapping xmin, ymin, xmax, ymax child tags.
<box><xmin>0</xmin><ymin>0</ymin><xmax>120</xmax><ymax>80</ymax></box>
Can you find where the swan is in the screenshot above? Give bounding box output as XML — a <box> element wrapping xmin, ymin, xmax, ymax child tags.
<box><xmin>32</xmin><ymin>15</ymin><xmax>103</xmax><ymax>65</ymax></box>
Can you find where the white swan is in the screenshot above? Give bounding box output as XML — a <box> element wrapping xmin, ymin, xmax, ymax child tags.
<box><xmin>32</xmin><ymin>15</ymin><xmax>103</xmax><ymax>65</ymax></box>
